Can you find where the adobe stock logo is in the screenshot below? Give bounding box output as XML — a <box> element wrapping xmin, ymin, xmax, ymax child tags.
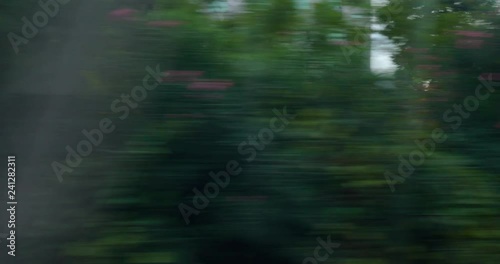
<box><xmin>8</xmin><ymin>0</ymin><xmax>71</xmax><ymax>54</ymax></box>
<box><xmin>178</xmin><ymin>106</ymin><xmax>297</xmax><ymax>225</ymax></box>
<box><xmin>52</xmin><ymin>65</ymin><xmax>163</xmax><ymax>182</ymax></box>
<box><xmin>385</xmin><ymin>73</ymin><xmax>500</xmax><ymax>192</ymax></box>
<box><xmin>302</xmin><ymin>235</ymin><xmax>340</xmax><ymax>264</ymax></box>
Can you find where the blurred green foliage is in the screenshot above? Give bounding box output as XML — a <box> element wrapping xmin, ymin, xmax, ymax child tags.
<box><xmin>3</xmin><ymin>0</ymin><xmax>500</xmax><ymax>263</ymax></box>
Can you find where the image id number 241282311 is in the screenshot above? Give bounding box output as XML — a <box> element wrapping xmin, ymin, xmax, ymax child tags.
<box><xmin>6</xmin><ymin>156</ymin><xmax>16</xmax><ymax>257</ymax></box>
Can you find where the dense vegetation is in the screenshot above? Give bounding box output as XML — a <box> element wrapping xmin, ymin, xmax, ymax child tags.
<box><xmin>2</xmin><ymin>0</ymin><xmax>500</xmax><ymax>263</ymax></box>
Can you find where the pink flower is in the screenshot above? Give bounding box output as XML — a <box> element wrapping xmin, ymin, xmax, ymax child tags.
<box><xmin>422</xmin><ymin>55</ymin><xmax>442</xmax><ymax>61</ymax></box>
<box><xmin>147</xmin><ymin>21</ymin><xmax>183</xmax><ymax>27</ymax></box>
<box><xmin>480</xmin><ymin>73</ymin><xmax>500</xmax><ymax>81</ymax></box>
<box><xmin>329</xmin><ymin>41</ymin><xmax>362</xmax><ymax>46</ymax></box>
<box><xmin>108</xmin><ymin>8</ymin><xmax>139</xmax><ymax>21</ymax></box>
<box><xmin>416</xmin><ymin>64</ymin><xmax>442</xmax><ymax>71</ymax></box>
<box><xmin>455</xmin><ymin>39</ymin><xmax>484</xmax><ymax>49</ymax></box>
<box><xmin>432</xmin><ymin>71</ymin><xmax>458</xmax><ymax>77</ymax></box>
<box><xmin>184</xmin><ymin>94</ymin><xmax>225</xmax><ymax>99</ymax></box>
<box><xmin>187</xmin><ymin>80</ymin><xmax>234</xmax><ymax>91</ymax></box>
<box><xmin>162</xmin><ymin>71</ymin><xmax>204</xmax><ymax>82</ymax></box>
<box><xmin>455</xmin><ymin>30</ymin><xmax>493</xmax><ymax>38</ymax></box>
<box><xmin>405</xmin><ymin>47</ymin><xmax>429</xmax><ymax>53</ymax></box>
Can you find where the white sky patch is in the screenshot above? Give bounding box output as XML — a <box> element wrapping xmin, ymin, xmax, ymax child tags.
<box><xmin>371</xmin><ymin>0</ymin><xmax>389</xmax><ymax>7</ymax></box>
<box><xmin>370</xmin><ymin>0</ymin><xmax>398</xmax><ymax>76</ymax></box>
